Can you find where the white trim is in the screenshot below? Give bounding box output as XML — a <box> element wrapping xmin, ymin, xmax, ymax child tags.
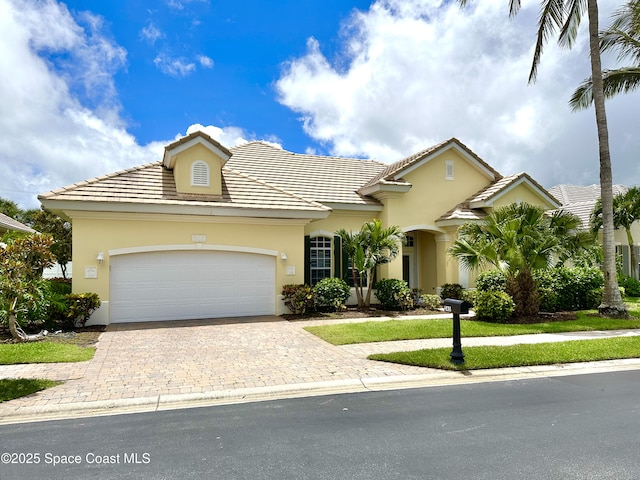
<box><xmin>40</xmin><ymin>199</ymin><xmax>330</xmax><ymax>220</ymax></box>
<box><xmin>397</xmin><ymin>143</ymin><xmax>496</xmax><ymax>182</ymax></box>
<box><xmin>163</xmin><ymin>136</ymin><xmax>230</xmax><ymax>168</ymax></box>
<box><xmin>322</xmin><ymin>203</ymin><xmax>383</xmax><ymax>212</ymax></box>
<box><xmin>469</xmin><ymin>176</ymin><xmax>560</xmax><ymax>209</ymax></box>
<box><xmin>402</xmin><ymin>224</ymin><xmax>446</xmax><ymax>234</ymax></box>
<box><xmin>109</xmin><ymin>244</ymin><xmax>279</xmax><ymax>257</ymax></box>
<box><xmin>308</xmin><ymin>230</ymin><xmax>335</xmax><ymax>239</ymax></box>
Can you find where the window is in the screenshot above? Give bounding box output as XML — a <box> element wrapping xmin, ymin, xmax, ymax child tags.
<box><xmin>191</xmin><ymin>161</ymin><xmax>210</xmax><ymax>187</ymax></box>
<box><xmin>310</xmin><ymin>236</ymin><xmax>332</xmax><ymax>285</ymax></box>
<box><xmin>405</xmin><ymin>234</ymin><xmax>414</xmax><ymax>247</ymax></box>
<box><xmin>445</xmin><ymin>160</ymin><xmax>454</xmax><ymax>180</ymax></box>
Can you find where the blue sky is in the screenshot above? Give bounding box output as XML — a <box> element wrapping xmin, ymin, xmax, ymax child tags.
<box><xmin>1</xmin><ymin>0</ymin><xmax>639</xmax><ymax>209</ymax></box>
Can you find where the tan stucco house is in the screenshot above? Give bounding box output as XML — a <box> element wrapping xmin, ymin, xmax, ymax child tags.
<box><xmin>39</xmin><ymin>131</ymin><xmax>558</xmax><ymax>325</ymax></box>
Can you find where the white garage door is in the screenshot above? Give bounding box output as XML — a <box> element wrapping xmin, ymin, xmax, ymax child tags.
<box><xmin>110</xmin><ymin>250</ymin><xmax>276</xmax><ymax>323</ymax></box>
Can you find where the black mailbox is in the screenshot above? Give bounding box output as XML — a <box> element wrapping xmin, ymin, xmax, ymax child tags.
<box><xmin>443</xmin><ymin>298</ymin><xmax>470</xmax><ymax>315</ymax></box>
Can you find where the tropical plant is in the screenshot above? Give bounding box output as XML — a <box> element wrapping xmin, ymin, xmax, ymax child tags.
<box><xmin>30</xmin><ymin>208</ymin><xmax>72</xmax><ymax>279</ymax></box>
<box><xmin>570</xmin><ymin>0</ymin><xmax>640</xmax><ymax>110</ymax></box>
<box><xmin>458</xmin><ymin>0</ymin><xmax>627</xmax><ymax>317</ymax></box>
<box><xmin>0</xmin><ymin>234</ymin><xmax>56</xmax><ymax>341</ymax></box>
<box><xmin>336</xmin><ymin>219</ymin><xmax>405</xmax><ymax>309</ymax></box>
<box><xmin>281</xmin><ymin>284</ymin><xmax>315</xmax><ymax>315</ymax></box>
<box><xmin>591</xmin><ymin>186</ymin><xmax>640</xmax><ymax>279</ymax></box>
<box><xmin>448</xmin><ymin>203</ymin><xmax>594</xmax><ymax>318</ymax></box>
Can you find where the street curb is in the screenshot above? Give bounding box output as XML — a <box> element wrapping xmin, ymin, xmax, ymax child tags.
<box><xmin>3</xmin><ymin>358</ymin><xmax>640</xmax><ymax>425</ymax></box>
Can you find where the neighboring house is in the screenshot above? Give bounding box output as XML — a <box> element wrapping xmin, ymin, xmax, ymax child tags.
<box><xmin>549</xmin><ymin>184</ymin><xmax>640</xmax><ymax>279</ymax></box>
<box><xmin>39</xmin><ymin>131</ymin><xmax>558</xmax><ymax>325</ymax></box>
<box><xmin>0</xmin><ymin>212</ymin><xmax>35</xmax><ymax>235</ymax></box>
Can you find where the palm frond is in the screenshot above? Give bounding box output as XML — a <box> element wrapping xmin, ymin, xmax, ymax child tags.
<box><xmin>530</xmin><ymin>0</ymin><xmax>567</xmax><ymax>83</ymax></box>
<box><xmin>570</xmin><ymin>67</ymin><xmax>640</xmax><ymax>110</ymax></box>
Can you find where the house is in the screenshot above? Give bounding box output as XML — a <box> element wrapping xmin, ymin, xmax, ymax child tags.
<box><xmin>549</xmin><ymin>184</ymin><xmax>640</xmax><ymax>279</ymax></box>
<box><xmin>39</xmin><ymin>131</ymin><xmax>558</xmax><ymax>325</ymax></box>
<box><xmin>0</xmin><ymin>212</ymin><xmax>35</xmax><ymax>235</ymax></box>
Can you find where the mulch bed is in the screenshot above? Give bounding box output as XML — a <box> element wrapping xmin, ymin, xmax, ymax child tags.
<box><xmin>0</xmin><ymin>325</ymin><xmax>105</xmax><ymax>346</ymax></box>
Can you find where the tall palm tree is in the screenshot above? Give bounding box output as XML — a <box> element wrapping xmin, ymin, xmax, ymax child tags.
<box><xmin>449</xmin><ymin>203</ymin><xmax>595</xmax><ymax>317</ymax></box>
<box><xmin>458</xmin><ymin>0</ymin><xmax>627</xmax><ymax>316</ymax></box>
<box><xmin>336</xmin><ymin>219</ymin><xmax>405</xmax><ymax>309</ymax></box>
<box><xmin>570</xmin><ymin>0</ymin><xmax>640</xmax><ymax>110</ymax></box>
<box><xmin>591</xmin><ymin>186</ymin><xmax>640</xmax><ymax>279</ymax></box>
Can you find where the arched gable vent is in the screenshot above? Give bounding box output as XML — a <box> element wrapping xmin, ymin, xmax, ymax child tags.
<box><xmin>191</xmin><ymin>160</ymin><xmax>210</xmax><ymax>187</ymax></box>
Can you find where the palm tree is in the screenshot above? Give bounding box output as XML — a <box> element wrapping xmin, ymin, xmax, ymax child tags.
<box><xmin>336</xmin><ymin>219</ymin><xmax>405</xmax><ymax>309</ymax></box>
<box><xmin>457</xmin><ymin>0</ymin><xmax>627</xmax><ymax>316</ymax></box>
<box><xmin>449</xmin><ymin>203</ymin><xmax>595</xmax><ymax>318</ymax></box>
<box><xmin>570</xmin><ymin>0</ymin><xmax>640</xmax><ymax>110</ymax></box>
<box><xmin>591</xmin><ymin>186</ymin><xmax>640</xmax><ymax>279</ymax></box>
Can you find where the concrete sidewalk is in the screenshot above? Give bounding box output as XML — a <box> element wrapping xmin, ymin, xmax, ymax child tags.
<box><xmin>1</xmin><ymin>315</ymin><xmax>640</xmax><ymax>425</ymax></box>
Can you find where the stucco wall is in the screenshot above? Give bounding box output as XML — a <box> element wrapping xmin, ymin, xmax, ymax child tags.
<box><xmin>70</xmin><ymin>212</ymin><xmax>306</xmax><ymax>316</ymax></box>
<box><xmin>172</xmin><ymin>143</ymin><xmax>225</xmax><ymax>195</ymax></box>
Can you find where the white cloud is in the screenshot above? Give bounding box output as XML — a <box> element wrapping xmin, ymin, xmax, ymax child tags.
<box><xmin>185</xmin><ymin>124</ymin><xmax>282</xmax><ymax>149</ymax></box>
<box><xmin>140</xmin><ymin>22</ymin><xmax>163</xmax><ymax>45</ymax></box>
<box><xmin>0</xmin><ymin>0</ymin><xmax>164</xmax><ymax>209</ymax></box>
<box><xmin>153</xmin><ymin>53</ymin><xmax>196</xmax><ymax>77</ymax></box>
<box><xmin>197</xmin><ymin>54</ymin><xmax>214</xmax><ymax>68</ymax></box>
<box><xmin>276</xmin><ymin>0</ymin><xmax>640</xmax><ymax>189</ymax></box>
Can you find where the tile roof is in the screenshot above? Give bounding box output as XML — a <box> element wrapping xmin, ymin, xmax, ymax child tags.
<box><xmin>226</xmin><ymin>142</ymin><xmax>386</xmax><ymax>206</ymax></box>
<box><xmin>361</xmin><ymin>137</ymin><xmax>501</xmax><ymax>190</ymax></box>
<box><xmin>436</xmin><ymin>172</ymin><xmax>558</xmax><ymax>223</ymax></box>
<box><xmin>548</xmin><ymin>184</ymin><xmax>630</xmax><ymax>229</ymax></box>
<box><xmin>0</xmin><ymin>212</ymin><xmax>35</xmax><ymax>233</ymax></box>
<box><xmin>38</xmin><ymin>162</ymin><xmax>330</xmax><ymax>213</ymax></box>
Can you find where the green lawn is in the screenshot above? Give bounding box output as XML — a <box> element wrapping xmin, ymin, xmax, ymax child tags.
<box><xmin>369</xmin><ymin>335</ymin><xmax>640</xmax><ymax>370</ymax></box>
<box><xmin>306</xmin><ymin>299</ymin><xmax>640</xmax><ymax>346</ymax></box>
<box><xmin>0</xmin><ymin>342</ymin><xmax>95</xmax><ymax>365</ymax></box>
<box><xmin>0</xmin><ymin>378</ymin><xmax>62</xmax><ymax>403</ymax></box>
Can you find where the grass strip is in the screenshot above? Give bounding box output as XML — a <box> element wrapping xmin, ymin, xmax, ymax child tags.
<box><xmin>0</xmin><ymin>378</ymin><xmax>62</xmax><ymax>402</ymax></box>
<box><xmin>0</xmin><ymin>342</ymin><xmax>95</xmax><ymax>365</ymax></box>
<box><xmin>369</xmin><ymin>336</ymin><xmax>640</xmax><ymax>370</ymax></box>
<box><xmin>305</xmin><ymin>312</ymin><xmax>640</xmax><ymax>345</ymax></box>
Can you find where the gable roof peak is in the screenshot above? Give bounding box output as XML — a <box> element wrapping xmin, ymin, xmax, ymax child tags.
<box><xmin>163</xmin><ymin>131</ymin><xmax>232</xmax><ymax>169</ymax></box>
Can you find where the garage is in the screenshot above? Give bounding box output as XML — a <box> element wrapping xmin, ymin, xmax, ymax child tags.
<box><xmin>109</xmin><ymin>249</ymin><xmax>276</xmax><ymax>323</ymax></box>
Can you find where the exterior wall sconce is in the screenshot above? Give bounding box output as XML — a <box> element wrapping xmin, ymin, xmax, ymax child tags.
<box><xmin>96</xmin><ymin>252</ymin><xmax>104</xmax><ymax>264</ymax></box>
<box><xmin>280</xmin><ymin>252</ymin><xmax>287</xmax><ymax>261</ymax></box>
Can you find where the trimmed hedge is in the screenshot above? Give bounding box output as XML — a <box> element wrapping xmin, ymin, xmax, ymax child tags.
<box><xmin>474</xmin><ymin>290</ymin><xmax>515</xmax><ymax>323</ymax></box>
<box><xmin>374</xmin><ymin>279</ymin><xmax>414</xmax><ymax>311</ymax></box>
<box><xmin>313</xmin><ymin>277</ymin><xmax>351</xmax><ymax>311</ymax></box>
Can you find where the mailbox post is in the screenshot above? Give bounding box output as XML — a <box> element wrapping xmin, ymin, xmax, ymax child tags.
<box><xmin>443</xmin><ymin>298</ymin><xmax>470</xmax><ymax>365</ymax></box>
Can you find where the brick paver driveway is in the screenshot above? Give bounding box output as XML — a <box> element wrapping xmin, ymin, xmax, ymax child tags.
<box><xmin>0</xmin><ymin>317</ymin><xmax>428</xmax><ymax>413</ymax></box>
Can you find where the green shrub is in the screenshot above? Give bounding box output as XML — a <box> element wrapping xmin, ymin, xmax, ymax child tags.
<box><xmin>48</xmin><ymin>278</ymin><xmax>72</xmax><ymax>295</ymax></box>
<box><xmin>282</xmin><ymin>284</ymin><xmax>315</xmax><ymax>315</ymax></box>
<box><xmin>420</xmin><ymin>294</ymin><xmax>442</xmax><ymax>310</ymax></box>
<box><xmin>474</xmin><ymin>291</ymin><xmax>515</xmax><ymax>323</ymax></box>
<box><xmin>461</xmin><ymin>289</ymin><xmax>477</xmax><ymax>307</ymax></box>
<box><xmin>374</xmin><ymin>279</ymin><xmax>414</xmax><ymax>310</ymax></box>
<box><xmin>66</xmin><ymin>293</ymin><xmax>101</xmax><ymax>327</ymax></box>
<box><xmin>620</xmin><ymin>276</ymin><xmax>640</xmax><ymax>297</ymax></box>
<box><xmin>475</xmin><ymin>271</ymin><xmax>507</xmax><ymax>292</ymax></box>
<box><xmin>439</xmin><ymin>283</ymin><xmax>463</xmax><ymax>300</ymax></box>
<box><xmin>313</xmin><ymin>277</ymin><xmax>351</xmax><ymax>311</ymax></box>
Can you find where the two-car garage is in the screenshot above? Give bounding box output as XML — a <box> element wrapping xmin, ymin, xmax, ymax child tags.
<box><xmin>109</xmin><ymin>249</ymin><xmax>276</xmax><ymax>323</ymax></box>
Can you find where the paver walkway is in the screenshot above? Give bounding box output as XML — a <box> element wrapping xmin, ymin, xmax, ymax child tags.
<box><xmin>1</xmin><ymin>315</ymin><xmax>639</xmax><ymax>421</ymax></box>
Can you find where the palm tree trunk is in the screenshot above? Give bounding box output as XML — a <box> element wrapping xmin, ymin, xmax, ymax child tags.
<box><xmin>588</xmin><ymin>0</ymin><xmax>628</xmax><ymax>316</ymax></box>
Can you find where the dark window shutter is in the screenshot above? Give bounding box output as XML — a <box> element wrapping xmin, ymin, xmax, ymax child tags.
<box><xmin>304</xmin><ymin>235</ymin><xmax>311</xmax><ymax>285</ymax></box>
<box><xmin>333</xmin><ymin>235</ymin><xmax>342</xmax><ymax>278</ymax></box>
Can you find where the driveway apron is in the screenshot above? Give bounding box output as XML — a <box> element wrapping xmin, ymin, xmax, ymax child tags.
<box><xmin>0</xmin><ymin>317</ymin><xmax>428</xmax><ymax>413</ymax></box>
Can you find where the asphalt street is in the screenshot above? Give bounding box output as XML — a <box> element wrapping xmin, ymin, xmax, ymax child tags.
<box><xmin>1</xmin><ymin>370</ymin><xmax>639</xmax><ymax>480</ymax></box>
